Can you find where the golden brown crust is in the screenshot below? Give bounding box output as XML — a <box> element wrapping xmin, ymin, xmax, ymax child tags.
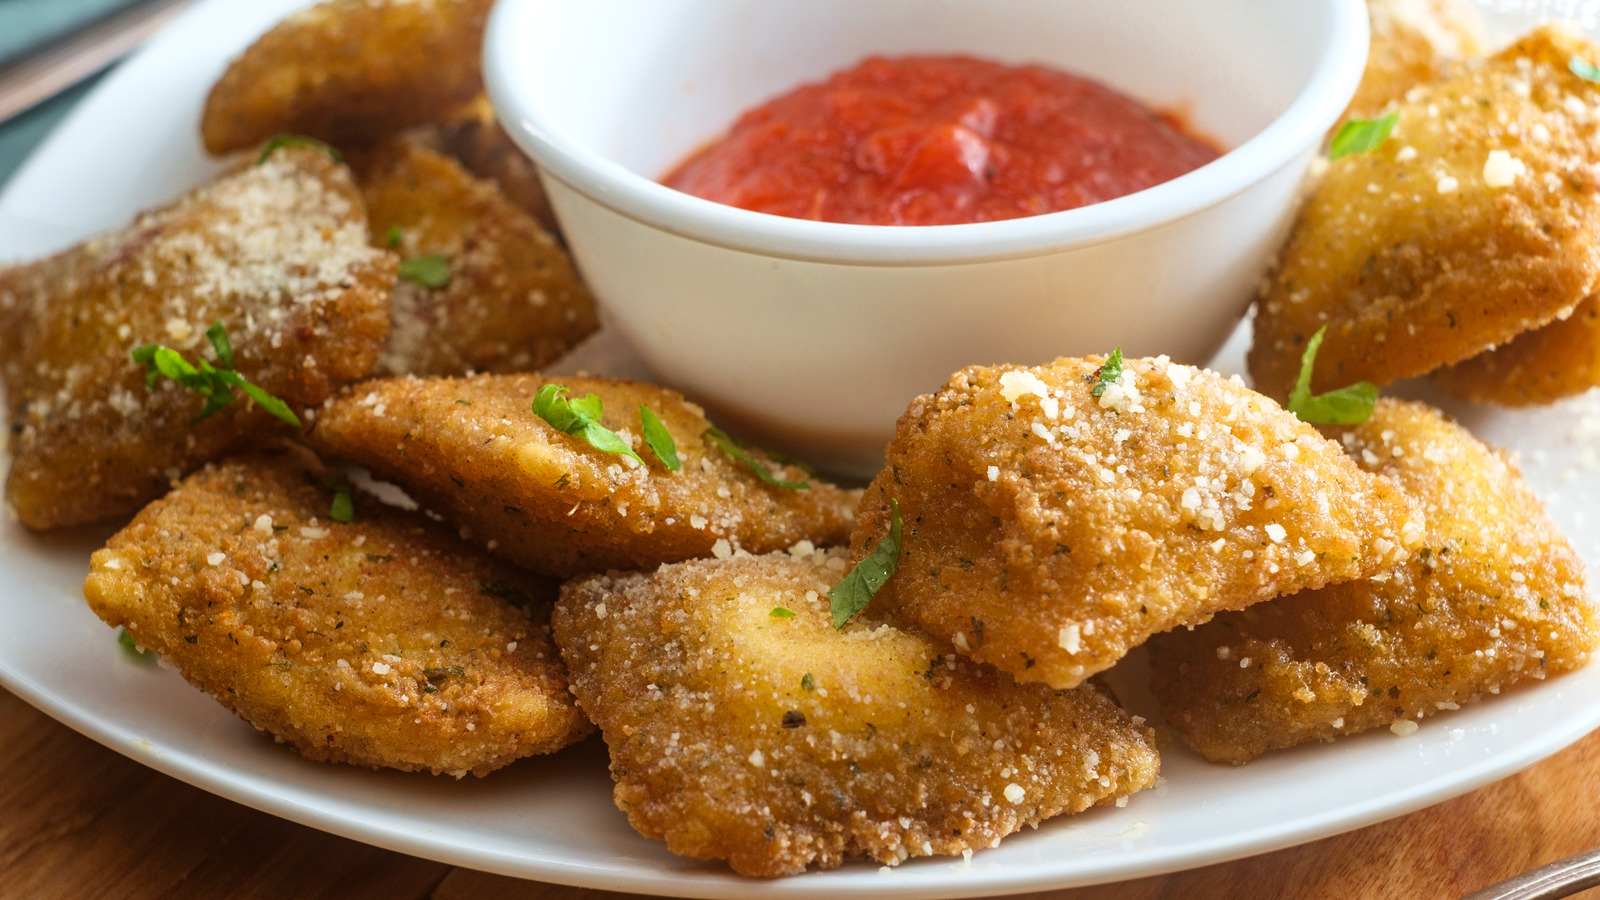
<box><xmin>1251</xmin><ymin>26</ymin><xmax>1600</xmax><ymax>400</ymax></box>
<box><xmin>1</xmin><ymin>146</ymin><xmax>394</xmax><ymax>530</ymax></box>
<box><xmin>1147</xmin><ymin>399</ymin><xmax>1599</xmax><ymax>764</ymax></box>
<box><xmin>1432</xmin><ymin>294</ymin><xmax>1600</xmax><ymax>404</ymax></box>
<box><xmin>1343</xmin><ymin>0</ymin><xmax>1484</xmax><ymax>122</ymax></box>
<box><xmin>426</xmin><ymin>100</ymin><xmax>560</xmax><ymax>235</ymax></box>
<box><xmin>356</xmin><ymin>138</ymin><xmax>596</xmax><ymax>376</ymax></box>
<box><xmin>554</xmin><ymin>550</ymin><xmax>1159</xmax><ymax>877</ymax></box>
<box><xmin>83</xmin><ymin>450</ymin><xmax>590</xmax><ymax>776</ymax></box>
<box><xmin>305</xmin><ymin>374</ymin><xmax>859</xmax><ymax>578</ymax></box>
<box><xmin>852</xmin><ymin>356</ymin><xmax>1425</xmax><ymax>690</ymax></box>
<box><xmin>200</xmin><ymin>0</ymin><xmax>492</xmax><ymax>155</ymax></box>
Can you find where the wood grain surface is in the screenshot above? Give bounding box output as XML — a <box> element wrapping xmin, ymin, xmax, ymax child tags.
<box><xmin>2</xmin><ymin>684</ymin><xmax>1598</xmax><ymax>900</ymax></box>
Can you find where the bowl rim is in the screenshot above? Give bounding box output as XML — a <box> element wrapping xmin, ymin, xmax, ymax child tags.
<box><xmin>485</xmin><ymin>0</ymin><xmax>1370</xmax><ymax>266</ymax></box>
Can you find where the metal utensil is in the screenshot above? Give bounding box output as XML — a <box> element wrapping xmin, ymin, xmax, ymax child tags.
<box><xmin>1461</xmin><ymin>847</ymin><xmax>1600</xmax><ymax>899</ymax></box>
<box><xmin>0</xmin><ymin>0</ymin><xmax>194</xmax><ymax>126</ymax></box>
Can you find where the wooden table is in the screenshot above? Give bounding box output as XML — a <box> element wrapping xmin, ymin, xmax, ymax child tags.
<box><xmin>4</xmin><ymin>687</ymin><xmax>1600</xmax><ymax>900</ymax></box>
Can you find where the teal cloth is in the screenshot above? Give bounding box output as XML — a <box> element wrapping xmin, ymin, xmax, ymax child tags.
<box><xmin>0</xmin><ymin>0</ymin><xmax>152</xmax><ymax>189</ymax></box>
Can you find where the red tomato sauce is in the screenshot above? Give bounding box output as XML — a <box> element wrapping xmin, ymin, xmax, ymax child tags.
<box><xmin>663</xmin><ymin>55</ymin><xmax>1222</xmax><ymax>226</ymax></box>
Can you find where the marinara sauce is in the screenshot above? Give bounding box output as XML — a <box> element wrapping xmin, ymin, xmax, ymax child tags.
<box><xmin>664</xmin><ymin>55</ymin><xmax>1221</xmax><ymax>226</ymax></box>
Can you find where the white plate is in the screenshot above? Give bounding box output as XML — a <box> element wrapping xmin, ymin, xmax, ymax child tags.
<box><xmin>5</xmin><ymin>1</ymin><xmax>1600</xmax><ymax>897</ymax></box>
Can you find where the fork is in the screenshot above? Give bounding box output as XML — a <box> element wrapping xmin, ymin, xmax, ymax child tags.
<box><xmin>0</xmin><ymin>0</ymin><xmax>194</xmax><ymax>126</ymax></box>
<box><xmin>1461</xmin><ymin>847</ymin><xmax>1600</xmax><ymax>899</ymax></box>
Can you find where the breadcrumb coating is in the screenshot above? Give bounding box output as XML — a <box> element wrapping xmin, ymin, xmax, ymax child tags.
<box><xmin>357</xmin><ymin>137</ymin><xmax>596</xmax><ymax>376</ymax></box>
<box><xmin>1343</xmin><ymin>0</ymin><xmax>1484</xmax><ymax>122</ymax></box>
<box><xmin>201</xmin><ymin>0</ymin><xmax>492</xmax><ymax>154</ymax></box>
<box><xmin>852</xmin><ymin>356</ymin><xmax>1425</xmax><ymax>690</ymax></box>
<box><xmin>83</xmin><ymin>450</ymin><xmax>590</xmax><ymax>777</ymax></box>
<box><xmin>425</xmin><ymin>101</ymin><xmax>560</xmax><ymax>235</ymax></box>
<box><xmin>306</xmin><ymin>374</ymin><xmax>858</xmax><ymax>578</ymax></box>
<box><xmin>1251</xmin><ymin>26</ymin><xmax>1600</xmax><ymax>400</ymax></box>
<box><xmin>1432</xmin><ymin>294</ymin><xmax>1600</xmax><ymax>405</ymax></box>
<box><xmin>1</xmin><ymin>146</ymin><xmax>394</xmax><ymax>530</ymax></box>
<box><xmin>554</xmin><ymin>550</ymin><xmax>1159</xmax><ymax>877</ymax></box>
<box><xmin>1148</xmin><ymin>399</ymin><xmax>1599</xmax><ymax>764</ymax></box>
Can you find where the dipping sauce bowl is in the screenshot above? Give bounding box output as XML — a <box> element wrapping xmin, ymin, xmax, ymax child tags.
<box><xmin>486</xmin><ymin>0</ymin><xmax>1369</xmax><ymax>475</ymax></box>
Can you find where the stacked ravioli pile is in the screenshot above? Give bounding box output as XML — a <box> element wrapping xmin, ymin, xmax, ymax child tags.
<box><xmin>0</xmin><ymin>0</ymin><xmax>596</xmax><ymax>533</ymax></box>
<box><xmin>851</xmin><ymin>357</ymin><xmax>1598</xmax><ymax>774</ymax></box>
<box><xmin>1253</xmin><ymin>19</ymin><xmax>1600</xmax><ymax>407</ymax></box>
<box><xmin>0</xmin><ymin>0</ymin><xmax>608</xmax><ymax>778</ymax></box>
<box><xmin>2</xmin><ymin>0</ymin><xmax>1599</xmax><ymax>881</ymax></box>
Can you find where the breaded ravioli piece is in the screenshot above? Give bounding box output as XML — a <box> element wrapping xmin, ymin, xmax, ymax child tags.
<box><xmin>427</xmin><ymin>101</ymin><xmax>560</xmax><ymax>235</ymax></box>
<box><xmin>1147</xmin><ymin>400</ymin><xmax>1599</xmax><ymax>765</ymax></box>
<box><xmin>852</xmin><ymin>356</ymin><xmax>1425</xmax><ymax>690</ymax></box>
<box><xmin>554</xmin><ymin>550</ymin><xmax>1159</xmax><ymax>877</ymax></box>
<box><xmin>1343</xmin><ymin>0</ymin><xmax>1484</xmax><ymax>122</ymax></box>
<box><xmin>307</xmin><ymin>374</ymin><xmax>858</xmax><ymax>578</ymax></box>
<box><xmin>201</xmin><ymin>0</ymin><xmax>492</xmax><ymax>154</ymax></box>
<box><xmin>1431</xmin><ymin>295</ymin><xmax>1600</xmax><ymax>405</ymax></box>
<box><xmin>1</xmin><ymin>146</ymin><xmax>394</xmax><ymax>530</ymax></box>
<box><xmin>358</xmin><ymin>138</ymin><xmax>596</xmax><ymax>376</ymax></box>
<box><xmin>83</xmin><ymin>451</ymin><xmax>590</xmax><ymax>776</ymax></box>
<box><xmin>1251</xmin><ymin>26</ymin><xmax>1600</xmax><ymax>400</ymax></box>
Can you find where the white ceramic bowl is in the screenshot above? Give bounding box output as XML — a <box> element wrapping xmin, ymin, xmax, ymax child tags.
<box><xmin>486</xmin><ymin>0</ymin><xmax>1369</xmax><ymax>476</ymax></box>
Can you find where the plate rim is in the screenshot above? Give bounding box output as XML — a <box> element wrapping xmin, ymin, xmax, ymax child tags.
<box><xmin>3</xmin><ymin>1</ymin><xmax>1600</xmax><ymax>897</ymax></box>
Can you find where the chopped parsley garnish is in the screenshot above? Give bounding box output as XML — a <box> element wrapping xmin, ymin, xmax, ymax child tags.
<box><xmin>639</xmin><ymin>405</ymin><xmax>681</xmax><ymax>471</ymax></box>
<box><xmin>398</xmin><ymin>253</ymin><xmax>451</xmax><ymax>288</ymax></box>
<box><xmin>829</xmin><ymin>499</ymin><xmax>903</xmax><ymax>629</ymax></box>
<box><xmin>257</xmin><ymin>134</ymin><xmax>342</xmax><ymax>165</ymax></box>
<box><xmin>117</xmin><ymin>627</ymin><xmax>153</xmax><ymax>661</ymax></box>
<box><xmin>705</xmin><ymin>426</ymin><xmax>809</xmax><ymax>490</ymax></box>
<box><xmin>1091</xmin><ymin>348</ymin><xmax>1124</xmax><ymax>398</ymax></box>
<box><xmin>770</xmin><ymin>607</ymin><xmax>796</xmax><ymax>618</ymax></box>
<box><xmin>1286</xmin><ymin>325</ymin><xmax>1378</xmax><ymax>425</ymax></box>
<box><xmin>385</xmin><ymin>225</ymin><xmax>404</xmax><ymax>248</ymax></box>
<box><xmin>761</xmin><ymin>444</ymin><xmax>820</xmax><ymax>478</ymax></box>
<box><xmin>132</xmin><ymin>322</ymin><xmax>301</xmax><ymax>427</ymax></box>
<box><xmin>208</xmin><ymin>319</ymin><xmax>236</xmax><ymax>367</ymax></box>
<box><xmin>327</xmin><ymin>475</ymin><xmax>355</xmax><ymax>524</ymax></box>
<box><xmin>1328</xmin><ymin>112</ymin><xmax>1399</xmax><ymax>161</ymax></box>
<box><xmin>532</xmin><ymin>384</ymin><xmax>643</xmax><ymax>464</ymax></box>
<box><xmin>1572</xmin><ymin>55</ymin><xmax>1600</xmax><ymax>83</ymax></box>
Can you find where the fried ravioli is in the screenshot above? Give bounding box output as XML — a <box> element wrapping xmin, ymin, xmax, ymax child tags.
<box><xmin>1343</xmin><ymin>0</ymin><xmax>1484</xmax><ymax>122</ymax></box>
<box><xmin>554</xmin><ymin>550</ymin><xmax>1159</xmax><ymax>877</ymax></box>
<box><xmin>1147</xmin><ymin>399</ymin><xmax>1599</xmax><ymax>764</ymax></box>
<box><xmin>1</xmin><ymin>146</ymin><xmax>394</xmax><ymax>530</ymax></box>
<box><xmin>201</xmin><ymin>0</ymin><xmax>493</xmax><ymax>154</ymax></box>
<box><xmin>83</xmin><ymin>451</ymin><xmax>590</xmax><ymax>777</ymax></box>
<box><xmin>852</xmin><ymin>356</ymin><xmax>1425</xmax><ymax>690</ymax></box>
<box><xmin>358</xmin><ymin>137</ymin><xmax>596</xmax><ymax>376</ymax></box>
<box><xmin>427</xmin><ymin>102</ymin><xmax>560</xmax><ymax>235</ymax></box>
<box><xmin>306</xmin><ymin>374</ymin><xmax>858</xmax><ymax>578</ymax></box>
<box><xmin>1431</xmin><ymin>295</ymin><xmax>1600</xmax><ymax>405</ymax></box>
<box><xmin>1251</xmin><ymin>26</ymin><xmax>1600</xmax><ymax>400</ymax></box>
